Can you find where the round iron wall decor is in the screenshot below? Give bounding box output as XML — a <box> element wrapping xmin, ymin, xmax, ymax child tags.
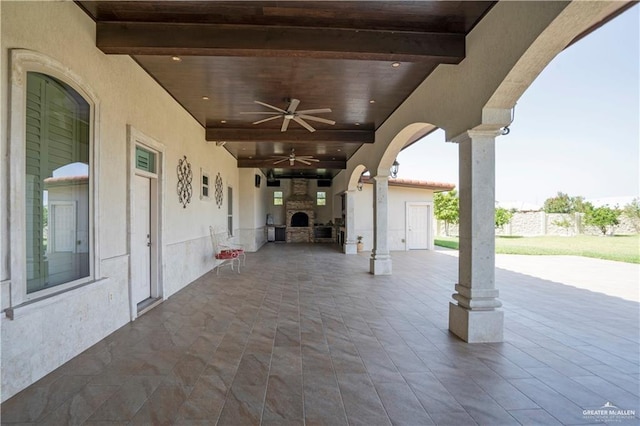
<box><xmin>215</xmin><ymin>172</ymin><xmax>224</xmax><ymax>208</ymax></box>
<box><xmin>177</xmin><ymin>155</ymin><xmax>193</xmax><ymax>208</ymax></box>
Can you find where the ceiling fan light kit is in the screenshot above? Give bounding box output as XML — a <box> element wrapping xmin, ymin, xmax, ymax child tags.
<box><xmin>241</xmin><ymin>98</ymin><xmax>335</xmax><ymax>133</ymax></box>
<box><xmin>271</xmin><ymin>148</ymin><xmax>320</xmax><ymax>167</ymax></box>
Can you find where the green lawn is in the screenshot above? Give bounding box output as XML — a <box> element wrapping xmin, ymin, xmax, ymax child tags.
<box><xmin>434</xmin><ymin>235</ymin><xmax>640</xmax><ymax>264</ymax></box>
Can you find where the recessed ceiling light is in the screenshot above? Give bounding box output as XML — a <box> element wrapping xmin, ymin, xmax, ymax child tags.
<box><xmin>242</xmin><ymin>148</ymin><xmax>246</xmax><ymax>150</ymax></box>
<box><xmin>337</xmin><ymin>149</ymin><xmax>342</xmax><ymax>152</ymax></box>
<box><xmin>220</xmin><ymin>120</ymin><xmax>226</xmax><ymax>123</ymax></box>
<box><xmin>202</xmin><ymin>96</ymin><xmax>209</xmax><ymax>100</ymax></box>
<box><xmin>355</xmin><ymin>122</ymin><xmax>360</xmax><ymax>126</ymax></box>
<box><xmin>172</xmin><ymin>56</ymin><xmax>182</xmax><ymax>62</ymax></box>
<box><xmin>392</xmin><ymin>62</ymin><xmax>401</xmax><ymax>68</ymax></box>
<box><xmin>369</xmin><ymin>100</ymin><xmax>375</xmax><ymax>104</ymax></box>
<box><xmin>249</xmin><ymin>156</ymin><xmax>253</xmax><ymax>159</ymax></box>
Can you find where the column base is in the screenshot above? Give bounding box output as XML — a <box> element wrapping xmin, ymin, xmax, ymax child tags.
<box><xmin>369</xmin><ymin>255</ymin><xmax>392</xmax><ymax>275</ymax></box>
<box><xmin>344</xmin><ymin>242</ymin><xmax>357</xmax><ymax>254</ymax></box>
<box><xmin>448</xmin><ymin>302</ymin><xmax>503</xmax><ymax>343</ymax></box>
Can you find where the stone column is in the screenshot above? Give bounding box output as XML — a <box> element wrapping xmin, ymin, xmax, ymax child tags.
<box><xmin>370</xmin><ymin>175</ymin><xmax>392</xmax><ymax>275</ymax></box>
<box><xmin>344</xmin><ymin>190</ymin><xmax>357</xmax><ymax>254</ymax></box>
<box><xmin>449</xmin><ymin>130</ymin><xmax>503</xmax><ymax>342</ymax></box>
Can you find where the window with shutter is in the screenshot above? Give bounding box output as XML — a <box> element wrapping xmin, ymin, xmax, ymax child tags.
<box><xmin>25</xmin><ymin>72</ymin><xmax>91</xmax><ymax>293</ymax></box>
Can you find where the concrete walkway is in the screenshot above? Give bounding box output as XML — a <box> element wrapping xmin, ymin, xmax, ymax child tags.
<box><xmin>438</xmin><ymin>247</ymin><xmax>640</xmax><ymax>302</ymax></box>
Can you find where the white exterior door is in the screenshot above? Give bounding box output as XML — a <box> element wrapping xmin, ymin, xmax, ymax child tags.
<box><xmin>407</xmin><ymin>203</ymin><xmax>431</xmax><ymax>250</ymax></box>
<box><xmin>132</xmin><ymin>174</ymin><xmax>151</xmax><ymax>303</ymax></box>
<box><xmin>51</xmin><ymin>202</ymin><xmax>76</xmax><ymax>252</ymax></box>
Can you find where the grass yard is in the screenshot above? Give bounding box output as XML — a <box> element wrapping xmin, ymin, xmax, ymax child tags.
<box><xmin>434</xmin><ymin>235</ymin><xmax>640</xmax><ymax>264</ymax></box>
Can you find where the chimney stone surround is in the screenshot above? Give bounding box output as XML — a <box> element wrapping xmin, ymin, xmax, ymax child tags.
<box><xmin>285</xmin><ymin>179</ymin><xmax>315</xmax><ymax>243</ymax></box>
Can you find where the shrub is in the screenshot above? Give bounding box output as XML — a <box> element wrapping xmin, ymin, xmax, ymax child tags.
<box><xmin>584</xmin><ymin>205</ymin><xmax>620</xmax><ymax>235</ymax></box>
<box><xmin>623</xmin><ymin>198</ymin><xmax>640</xmax><ymax>233</ymax></box>
<box><xmin>495</xmin><ymin>207</ymin><xmax>514</xmax><ymax>229</ymax></box>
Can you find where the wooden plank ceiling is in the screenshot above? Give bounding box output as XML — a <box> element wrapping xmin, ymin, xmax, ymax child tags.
<box><xmin>77</xmin><ymin>1</ymin><xmax>495</xmax><ymax>179</ymax></box>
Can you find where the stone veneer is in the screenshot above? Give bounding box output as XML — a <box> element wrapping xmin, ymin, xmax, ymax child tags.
<box><xmin>286</xmin><ymin>179</ymin><xmax>315</xmax><ymax>243</ymax></box>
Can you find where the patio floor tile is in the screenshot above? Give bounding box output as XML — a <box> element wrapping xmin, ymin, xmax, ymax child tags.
<box><xmin>2</xmin><ymin>244</ymin><xmax>638</xmax><ymax>425</ymax></box>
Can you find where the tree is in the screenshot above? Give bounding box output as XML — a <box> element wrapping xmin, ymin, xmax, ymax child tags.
<box><xmin>495</xmin><ymin>207</ymin><xmax>514</xmax><ymax>229</ymax></box>
<box><xmin>572</xmin><ymin>196</ymin><xmax>592</xmax><ymax>213</ymax></box>
<box><xmin>622</xmin><ymin>198</ymin><xmax>640</xmax><ymax>233</ymax></box>
<box><xmin>584</xmin><ymin>205</ymin><xmax>620</xmax><ymax>235</ymax></box>
<box><xmin>543</xmin><ymin>192</ymin><xmax>573</xmax><ymax>213</ymax></box>
<box><xmin>434</xmin><ymin>190</ymin><xmax>459</xmax><ymax>236</ymax></box>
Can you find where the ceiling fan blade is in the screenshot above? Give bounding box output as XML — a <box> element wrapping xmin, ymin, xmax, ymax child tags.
<box><xmin>288</xmin><ymin>98</ymin><xmax>300</xmax><ymax>113</ymax></box>
<box><xmin>240</xmin><ymin>111</ymin><xmax>283</xmax><ymax>115</ymax></box>
<box><xmin>293</xmin><ymin>117</ymin><xmax>316</xmax><ymax>133</ymax></box>
<box><xmin>253</xmin><ymin>115</ymin><xmax>281</xmax><ymax>125</ymax></box>
<box><xmin>254</xmin><ymin>100</ymin><xmax>287</xmax><ymax>113</ymax></box>
<box><xmin>298</xmin><ymin>114</ymin><xmax>336</xmax><ymax>125</ymax></box>
<box><xmin>273</xmin><ymin>158</ymin><xmax>289</xmax><ymax>165</ymax></box>
<box><xmin>298</xmin><ymin>156</ymin><xmax>320</xmax><ymax>162</ymax></box>
<box><xmin>297</xmin><ymin>158</ymin><xmax>312</xmax><ymax>165</ymax></box>
<box><xmin>296</xmin><ymin>108</ymin><xmax>332</xmax><ymax>114</ymax></box>
<box><xmin>281</xmin><ymin>117</ymin><xmax>291</xmax><ymax>132</ymax></box>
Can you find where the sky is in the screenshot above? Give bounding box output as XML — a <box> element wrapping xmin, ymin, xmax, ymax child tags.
<box><xmin>397</xmin><ymin>5</ymin><xmax>639</xmax><ymax>207</ymax></box>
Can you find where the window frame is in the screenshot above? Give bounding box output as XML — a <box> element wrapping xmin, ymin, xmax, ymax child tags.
<box><xmin>273</xmin><ymin>190</ymin><xmax>284</xmax><ymax>206</ymax></box>
<box><xmin>9</xmin><ymin>50</ymin><xmax>101</xmax><ymax>307</ymax></box>
<box><xmin>317</xmin><ymin>191</ymin><xmax>327</xmax><ymax>206</ymax></box>
<box><xmin>200</xmin><ymin>168</ymin><xmax>210</xmax><ymax>200</ymax></box>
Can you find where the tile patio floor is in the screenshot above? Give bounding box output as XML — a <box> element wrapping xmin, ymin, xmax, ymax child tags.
<box><xmin>1</xmin><ymin>244</ymin><xmax>639</xmax><ymax>425</ymax></box>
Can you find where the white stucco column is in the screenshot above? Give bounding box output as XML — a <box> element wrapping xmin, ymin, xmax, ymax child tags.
<box><xmin>370</xmin><ymin>175</ymin><xmax>392</xmax><ymax>275</ymax></box>
<box><xmin>449</xmin><ymin>129</ymin><xmax>503</xmax><ymax>343</ymax></box>
<box><xmin>343</xmin><ymin>190</ymin><xmax>358</xmax><ymax>254</ymax></box>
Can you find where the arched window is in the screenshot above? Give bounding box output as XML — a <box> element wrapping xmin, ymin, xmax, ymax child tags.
<box><xmin>25</xmin><ymin>72</ymin><xmax>91</xmax><ymax>293</ymax></box>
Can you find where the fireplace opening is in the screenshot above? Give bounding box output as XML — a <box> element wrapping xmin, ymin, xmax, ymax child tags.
<box><xmin>291</xmin><ymin>212</ymin><xmax>309</xmax><ymax>227</ymax></box>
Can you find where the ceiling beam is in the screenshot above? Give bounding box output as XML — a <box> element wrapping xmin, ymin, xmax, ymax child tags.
<box><xmin>207</xmin><ymin>128</ymin><xmax>374</xmax><ymax>144</ymax></box>
<box><xmin>238</xmin><ymin>159</ymin><xmax>346</xmax><ymax>169</ymax></box>
<box><xmin>97</xmin><ymin>22</ymin><xmax>465</xmax><ymax>63</ymax></box>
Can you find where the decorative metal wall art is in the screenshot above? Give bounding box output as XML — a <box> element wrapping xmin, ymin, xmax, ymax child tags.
<box><xmin>177</xmin><ymin>155</ymin><xmax>193</xmax><ymax>208</ymax></box>
<box><xmin>215</xmin><ymin>172</ymin><xmax>224</xmax><ymax>208</ymax></box>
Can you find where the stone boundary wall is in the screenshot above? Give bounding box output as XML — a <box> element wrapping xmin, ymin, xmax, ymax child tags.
<box><xmin>437</xmin><ymin>212</ymin><xmax>638</xmax><ymax>236</ymax></box>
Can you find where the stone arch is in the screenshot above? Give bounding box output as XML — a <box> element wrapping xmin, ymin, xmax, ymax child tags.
<box><xmin>347</xmin><ymin>164</ymin><xmax>367</xmax><ymax>192</ymax></box>
<box><xmin>377</xmin><ymin>123</ymin><xmax>438</xmax><ymax>177</ymax></box>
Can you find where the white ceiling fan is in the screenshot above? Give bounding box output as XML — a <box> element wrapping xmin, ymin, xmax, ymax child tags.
<box><xmin>241</xmin><ymin>98</ymin><xmax>335</xmax><ymax>132</ymax></box>
<box><xmin>272</xmin><ymin>148</ymin><xmax>320</xmax><ymax>166</ymax></box>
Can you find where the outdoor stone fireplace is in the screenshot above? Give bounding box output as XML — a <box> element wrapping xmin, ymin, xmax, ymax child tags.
<box><xmin>290</xmin><ymin>212</ymin><xmax>309</xmax><ymax>227</ymax></box>
<box><xmin>286</xmin><ymin>179</ymin><xmax>315</xmax><ymax>243</ymax></box>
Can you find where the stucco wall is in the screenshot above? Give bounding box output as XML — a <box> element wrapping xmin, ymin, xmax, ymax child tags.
<box><xmin>238</xmin><ymin>168</ymin><xmax>268</xmax><ymax>251</ymax></box>
<box><xmin>1</xmin><ymin>1</ymin><xmax>239</xmax><ymax>400</ymax></box>
<box><xmin>354</xmin><ymin>184</ymin><xmax>434</xmax><ymax>251</ymax></box>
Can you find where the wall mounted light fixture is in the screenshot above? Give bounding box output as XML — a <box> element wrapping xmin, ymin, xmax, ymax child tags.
<box><xmin>390</xmin><ymin>160</ymin><xmax>400</xmax><ymax>178</ymax></box>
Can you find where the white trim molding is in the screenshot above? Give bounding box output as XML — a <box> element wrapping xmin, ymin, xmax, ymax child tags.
<box><xmin>127</xmin><ymin>125</ymin><xmax>166</xmax><ymax>321</ymax></box>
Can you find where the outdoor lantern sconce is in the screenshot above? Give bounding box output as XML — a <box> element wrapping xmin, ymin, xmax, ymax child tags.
<box><xmin>357</xmin><ymin>175</ymin><xmax>363</xmax><ymax>191</ymax></box>
<box><xmin>390</xmin><ymin>160</ymin><xmax>400</xmax><ymax>178</ymax></box>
